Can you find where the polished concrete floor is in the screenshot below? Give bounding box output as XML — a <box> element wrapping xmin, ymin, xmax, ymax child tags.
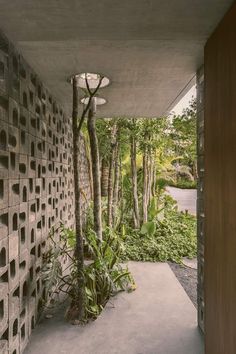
<box><xmin>24</xmin><ymin>262</ymin><xmax>204</xmax><ymax>354</ymax></box>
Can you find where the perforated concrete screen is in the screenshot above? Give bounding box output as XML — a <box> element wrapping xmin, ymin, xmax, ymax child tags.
<box><xmin>0</xmin><ymin>31</ymin><xmax>91</xmax><ymax>354</ymax></box>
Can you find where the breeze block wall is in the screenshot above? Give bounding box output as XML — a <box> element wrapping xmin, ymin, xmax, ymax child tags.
<box><xmin>0</xmin><ymin>31</ymin><xmax>91</xmax><ymax>353</ymax></box>
<box><xmin>197</xmin><ymin>66</ymin><xmax>205</xmax><ymax>333</ymax></box>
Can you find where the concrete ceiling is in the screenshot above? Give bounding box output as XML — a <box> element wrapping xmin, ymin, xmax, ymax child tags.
<box><xmin>0</xmin><ymin>0</ymin><xmax>233</xmax><ymax>117</ymax></box>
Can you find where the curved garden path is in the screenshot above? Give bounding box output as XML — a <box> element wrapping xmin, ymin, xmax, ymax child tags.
<box><xmin>166</xmin><ymin>186</ymin><xmax>197</xmax><ymax>216</ymax></box>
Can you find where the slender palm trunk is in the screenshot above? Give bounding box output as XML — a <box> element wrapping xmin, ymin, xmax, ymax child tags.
<box><xmin>107</xmin><ymin>123</ymin><xmax>117</xmax><ymax>227</ymax></box>
<box><xmin>119</xmin><ymin>156</ymin><xmax>124</xmax><ymax>225</ymax></box>
<box><xmin>152</xmin><ymin>151</ymin><xmax>157</xmax><ymax>197</ymax></box>
<box><xmin>130</xmin><ymin>134</ymin><xmax>140</xmax><ymax>228</ymax></box>
<box><xmin>142</xmin><ymin>146</ymin><xmax>148</xmax><ymax>224</ymax></box>
<box><xmin>87</xmin><ymin>99</ymin><xmax>102</xmax><ymax>241</ymax></box>
<box><xmin>112</xmin><ymin>141</ymin><xmax>120</xmax><ymax>224</ymax></box>
<box><xmin>72</xmin><ymin>77</ymin><xmax>85</xmax><ymax>320</ymax></box>
<box><xmin>147</xmin><ymin>151</ymin><xmax>153</xmax><ymax>207</ymax></box>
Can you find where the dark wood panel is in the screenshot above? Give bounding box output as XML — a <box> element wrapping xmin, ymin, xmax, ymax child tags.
<box><xmin>205</xmin><ymin>3</ymin><xmax>236</xmax><ymax>353</ymax></box>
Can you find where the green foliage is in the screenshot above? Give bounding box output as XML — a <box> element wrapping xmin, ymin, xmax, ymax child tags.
<box><xmin>170</xmin><ymin>99</ymin><xmax>197</xmax><ymax>165</ymax></box>
<box><xmin>42</xmin><ymin>226</ymin><xmax>135</xmax><ymax>321</ymax></box>
<box><xmin>140</xmin><ymin>221</ymin><xmax>156</xmax><ymax>237</ymax></box>
<box><xmin>122</xmin><ymin>196</ymin><xmax>197</xmax><ymax>264</ymax></box>
<box><xmin>157</xmin><ymin>177</ymin><xmax>197</xmax><ymax>190</ymax></box>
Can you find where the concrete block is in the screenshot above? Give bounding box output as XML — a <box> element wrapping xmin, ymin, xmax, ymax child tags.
<box><xmin>0</xmin><ymin>208</ymin><xmax>9</xmax><ymax>240</ymax></box>
<box><xmin>0</xmin><ymin>179</ymin><xmax>8</xmax><ymax>210</ymax></box>
<box><xmin>0</xmin><ymin>120</ymin><xmax>8</xmax><ymax>152</ymax></box>
<box><xmin>0</xmin><ymin>95</ymin><xmax>9</xmax><ymax>123</ymax></box>
<box><xmin>9</xmin><ymin>285</ymin><xmax>20</xmax><ymax>321</ymax></box>
<box><xmin>28</xmin><ymin>200</ymin><xmax>36</xmax><ymax>223</ymax></box>
<box><xmin>8</xmin><ymin>98</ymin><xmax>19</xmax><ymax>128</ymax></box>
<box><xmin>19</xmin><ymin>224</ymin><xmax>28</xmax><ymax>254</ymax></box>
<box><xmin>8</xmin><ymin>203</ymin><xmax>19</xmax><ymax>233</ymax></box>
<box><xmin>9</xmin><ymin>341</ymin><xmax>20</xmax><ymax>354</ymax></box>
<box><xmin>19</xmin><ymin>154</ymin><xmax>28</xmax><ymax>179</ymax></box>
<box><xmin>19</xmin><ymin>179</ymin><xmax>28</xmax><ymax>204</ymax></box>
<box><xmin>47</xmin><ymin>161</ymin><xmax>53</xmax><ymax>177</ymax></box>
<box><xmin>19</xmin><ymin>129</ymin><xmax>29</xmax><ymax>155</ymax></box>
<box><xmin>28</xmin><ymin>222</ymin><xmax>36</xmax><ymax>248</ymax></box>
<box><xmin>0</xmin><ymin>293</ymin><xmax>8</xmax><ymax>333</ymax></box>
<box><xmin>9</xmin><ymin>152</ymin><xmax>19</xmax><ymax>179</ymax></box>
<box><xmin>19</xmin><ymin>105</ymin><xmax>29</xmax><ymax>132</ymax></box>
<box><xmin>9</xmin><ymin>257</ymin><xmax>19</xmax><ymax>291</ymax></box>
<box><xmin>8</xmin><ymin>125</ymin><xmax>19</xmax><ymax>154</ymax></box>
<box><xmin>0</xmin><ymin>323</ymin><xmax>9</xmax><ymax>350</ymax></box>
<box><xmin>19</xmin><ymin>203</ymin><xmax>27</xmax><ymax>227</ymax></box>
<box><xmin>8</xmin><ymin>47</ymin><xmax>20</xmax><ymax>101</ymax></box>
<box><xmin>8</xmin><ymin>317</ymin><xmax>19</xmax><ymax>345</ymax></box>
<box><xmin>28</xmin><ymin>178</ymin><xmax>35</xmax><ymax>201</ymax></box>
<box><xmin>29</xmin><ymin>114</ymin><xmax>36</xmax><ymax>137</ymax></box>
<box><xmin>9</xmin><ymin>179</ymin><xmax>20</xmax><ymax>207</ymax></box>
<box><xmin>36</xmin><ymin>219</ymin><xmax>42</xmax><ymax>242</ymax></box>
<box><xmin>20</xmin><ymin>277</ymin><xmax>28</xmax><ymax>311</ymax></box>
<box><xmin>40</xmin><ymin>182</ymin><xmax>46</xmax><ymax>202</ymax></box>
<box><xmin>19</xmin><ymin>250</ymin><xmax>29</xmax><ymax>280</ymax></box>
<box><xmin>0</xmin><ymin>51</ymin><xmax>9</xmax><ymax>96</ymax></box>
<box><xmin>40</xmin><ymin>120</ymin><xmax>47</xmax><ymax>141</ymax></box>
<box><xmin>0</xmin><ymin>237</ymin><xmax>8</xmax><ymax>277</ymax></box>
<box><xmin>0</xmin><ymin>339</ymin><xmax>8</xmax><ymax>354</ymax></box>
<box><xmin>28</xmin><ymin>311</ymin><xmax>35</xmax><ymax>338</ymax></box>
<box><xmin>28</xmin><ymin>157</ymin><xmax>36</xmax><ymax>178</ymax></box>
<box><xmin>35</xmin><ymin>178</ymin><xmax>41</xmax><ymax>199</ymax></box>
<box><xmin>20</xmin><ymin>319</ymin><xmax>28</xmax><ymax>352</ymax></box>
<box><xmin>19</xmin><ymin>80</ymin><xmax>30</xmax><ymax>112</ymax></box>
<box><xmin>40</xmin><ymin>160</ymin><xmax>47</xmax><ymax>179</ymax></box>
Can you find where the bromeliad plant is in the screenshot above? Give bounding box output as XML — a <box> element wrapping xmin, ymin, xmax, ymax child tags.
<box><xmin>42</xmin><ymin>225</ymin><xmax>135</xmax><ymax>321</ymax></box>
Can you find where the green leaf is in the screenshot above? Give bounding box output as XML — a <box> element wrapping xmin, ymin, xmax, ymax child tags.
<box><xmin>140</xmin><ymin>221</ymin><xmax>156</xmax><ymax>236</ymax></box>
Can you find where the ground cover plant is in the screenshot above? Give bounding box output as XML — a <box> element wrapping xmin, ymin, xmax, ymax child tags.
<box><xmin>122</xmin><ymin>196</ymin><xmax>197</xmax><ymax>264</ymax></box>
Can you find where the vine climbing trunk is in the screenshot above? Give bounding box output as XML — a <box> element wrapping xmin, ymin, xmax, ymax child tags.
<box><xmin>130</xmin><ymin>130</ymin><xmax>140</xmax><ymax>228</ymax></box>
<box><xmin>87</xmin><ymin>98</ymin><xmax>103</xmax><ymax>241</ymax></box>
<box><xmin>72</xmin><ymin>77</ymin><xmax>85</xmax><ymax>320</ymax></box>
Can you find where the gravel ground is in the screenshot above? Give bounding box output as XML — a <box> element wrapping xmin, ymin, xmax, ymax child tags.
<box><xmin>169</xmin><ymin>262</ymin><xmax>197</xmax><ymax>308</ymax></box>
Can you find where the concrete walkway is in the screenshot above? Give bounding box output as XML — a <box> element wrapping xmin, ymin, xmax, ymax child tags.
<box><xmin>166</xmin><ymin>187</ymin><xmax>197</xmax><ymax>215</ymax></box>
<box><xmin>25</xmin><ymin>262</ymin><xmax>203</xmax><ymax>354</ymax></box>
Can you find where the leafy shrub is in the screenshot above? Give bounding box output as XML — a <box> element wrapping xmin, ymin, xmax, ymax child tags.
<box><xmin>158</xmin><ymin>177</ymin><xmax>196</xmax><ymax>189</ymax></box>
<box><xmin>122</xmin><ymin>197</ymin><xmax>197</xmax><ymax>264</ymax></box>
<box><xmin>42</xmin><ymin>226</ymin><xmax>135</xmax><ymax>321</ymax></box>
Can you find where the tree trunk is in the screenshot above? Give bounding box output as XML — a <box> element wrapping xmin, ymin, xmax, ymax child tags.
<box><xmin>142</xmin><ymin>145</ymin><xmax>148</xmax><ymax>224</ymax></box>
<box><xmin>71</xmin><ymin>77</ymin><xmax>85</xmax><ymax>320</ymax></box>
<box><xmin>107</xmin><ymin>123</ymin><xmax>117</xmax><ymax>227</ymax></box>
<box><xmin>112</xmin><ymin>141</ymin><xmax>120</xmax><ymax>224</ymax></box>
<box><xmin>130</xmin><ymin>133</ymin><xmax>140</xmax><ymax>228</ymax></box>
<box><xmin>87</xmin><ymin>98</ymin><xmax>102</xmax><ymax>241</ymax></box>
<box><xmin>147</xmin><ymin>151</ymin><xmax>153</xmax><ymax>207</ymax></box>
<box><xmin>152</xmin><ymin>151</ymin><xmax>157</xmax><ymax>197</ymax></box>
<box><xmin>119</xmin><ymin>155</ymin><xmax>124</xmax><ymax>226</ymax></box>
<box><xmin>101</xmin><ymin>159</ymin><xmax>109</xmax><ymax>197</ymax></box>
